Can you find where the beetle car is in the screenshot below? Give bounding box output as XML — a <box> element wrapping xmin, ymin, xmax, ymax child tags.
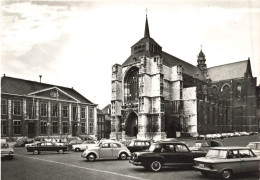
<box><xmin>193</xmin><ymin>146</ymin><xmax>260</xmax><ymax>179</ymax></box>
<box><xmin>72</xmin><ymin>140</ymin><xmax>96</xmax><ymax>152</ymax></box>
<box><xmin>129</xmin><ymin>141</ymin><xmax>206</xmax><ymax>172</ymax></box>
<box><xmin>81</xmin><ymin>141</ymin><xmax>131</xmax><ymax>162</ymax></box>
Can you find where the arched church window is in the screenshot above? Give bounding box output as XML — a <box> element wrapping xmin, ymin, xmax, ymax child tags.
<box><xmin>124</xmin><ymin>67</ymin><xmax>139</xmax><ymax>103</ymax></box>
<box><xmin>236</xmin><ymin>83</ymin><xmax>241</xmax><ymax>98</ymax></box>
<box><xmin>222</xmin><ymin>84</ymin><xmax>230</xmax><ymax>98</ymax></box>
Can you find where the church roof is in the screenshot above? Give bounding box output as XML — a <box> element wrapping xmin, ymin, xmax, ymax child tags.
<box><xmin>1</xmin><ymin>76</ymin><xmax>94</xmax><ymax>104</ymax></box>
<box><xmin>207</xmin><ymin>60</ymin><xmax>249</xmax><ymax>82</ymax></box>
<box><xmin>162</xmin><ymin>52</ymin><xmax>205</xmax><ymax>80</ymax></box>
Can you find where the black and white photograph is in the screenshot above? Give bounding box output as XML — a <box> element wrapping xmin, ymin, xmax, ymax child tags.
<box><xmin>1</xmin><ymin>0</ymin><xmax>260</xmax><ymax>179</ymax></box>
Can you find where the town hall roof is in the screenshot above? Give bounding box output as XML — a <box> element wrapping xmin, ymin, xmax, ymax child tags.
<box><xmin>207</xmin><ymin>60</ymin><xmax>250</xmax><ymax>82</ymax></box>
<box><xmin>1</xmin><ymin>76</ymin><xmax>94</xmax><ymax>104</ymax></box>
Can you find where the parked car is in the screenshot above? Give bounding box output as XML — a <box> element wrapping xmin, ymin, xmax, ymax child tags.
<box><xmin>126</xmin><ymin>140</ymin><xmax>151</xmax><ymax>153</ymax></box>
<box><xmin>1</xmin><ymin>143</ymin><xmax>14</xmax><ymax>160</ymax></box>
<box><xmin>81</xmin><ymin>141</ymin><xmax>131</xmax><ymax>161</ymax></box>
<box><xmin>129</xmin><ymin>141</ymin><xmax>207</xmax><ymax>172</ymax></box>
<box><xmin>216</xmin><ymin>133</ymin><xmax>222</xmax><ymax>139</ymax></box>
<box><xmin>27</xmin><ymin>142</ymin><xmax>68</xmax><ymax>154</ymax></box>
<box><xmin>24</xmin><ymin>140</ymin><xmax>42</xmax><ymax>148</ymax></box>
<box><xmin>67</xmin><ymin>139</ymin><xmax>84</xmax><ymax>150</ymax></box>
<box><xmin>233</xmin><ymin>132</ymin><xmax>241</xmax><ymax>137</ymax></box>
<box><xmin>72</xmin><ymin>140</ymin><xmax>96</xmax><ymax>152</ymax></box>
<box><xmin>197</xmin><ymin>135</ymin><xmax>206</xmax><ymax>140</ymax></box>
<box><xmin>205</xmin><ymin>134</ymin><xmax>213</xmax><ymax>139</ymax></box>
<box><xmin>194</xmin><ymin>147</ymin><xmax>260</xmax><ymax>179</ymax></box>
<box><xmin>189</xmin><ymin>140</ymin><xmax>223</xmax><ymax>152</ymax></box>
<box><xmin>246</xmin><ymin>142</ymin><xmax>260</xmax><ymax>156</ymax></box>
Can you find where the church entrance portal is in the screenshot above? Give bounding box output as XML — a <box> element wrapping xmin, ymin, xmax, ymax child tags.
<box><xmin>125</xmin><ymin>112</ymin><xmax>138</xmax><ymax>137</ymax></box>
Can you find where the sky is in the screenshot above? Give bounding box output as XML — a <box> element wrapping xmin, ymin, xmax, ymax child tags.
<box><xmin>1</xmin><ymin>0</ymin><xmax>260</xmax><ymax>109</ymax></box>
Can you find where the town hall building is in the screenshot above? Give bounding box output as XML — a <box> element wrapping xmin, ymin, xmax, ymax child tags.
<box><xmin>110</xmin><ymin>16</ymin><xmax>258</xmax><ymax>140</ymax></box>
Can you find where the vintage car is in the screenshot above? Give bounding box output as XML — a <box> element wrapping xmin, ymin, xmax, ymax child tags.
<box><xmin>81</xmin><ymin>141</ymin><xmax>131</xmax><ymax>161</ymax></box>
<box><xmin>1</xmin><ymin>143</ymin><xmax>14</xmax><ymax>160</ymax></box>
<box><xmin>190</xmin><ymin>140</ymin><xmax>224</xmax><ymax>152</ymax></box>
<box><xmin>193</xmin><ymin>147</ymin><xmax>260</xmax><ymax>179</ymax></box>
<box><xmin>129</xmin><ymin>141</ymin><xmax>207</xmax><ymax>172</ymax></box>
<box><xmin>27</xmin><ymin>142</ymin><xmax>68</xmax><ymax>154</ymax></box>
<box><xmin>126</xmin><ymin>140</ymin><xmax>151</xmax><ymax>153</ymax></box>
<box><xmin>67</xmin><ymin>139</ymin><xmax>83</xmax><ymax>150</ymax></box>
<box><xmin>246</xmin><ymin>142</ymin><xmax>260</xmax><ymax>156</ymax></box>
<box><xmin>72</xmin><ymin>140</ymin><xmax>96</xmax><ymax>152</ymax></box>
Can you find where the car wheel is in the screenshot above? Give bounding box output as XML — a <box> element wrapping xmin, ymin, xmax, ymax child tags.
<box><xmin>33</xmin><ymin>150</ymin><xmax>39</xmax><ymax>155</ymax></box>
<box><xmin>119</xmin><ymin>153</ymin><xmax>127</xmax><ymax>160</ymax></box>
<box><xmin>150</xmin><ymin>160</ymin><xmax>162</xmax><ymax>172</ymax></box>
<box><xmin>75</xmin><ymin>148</ymin><xmax>80</xmax><ymax>152</ymax></box>
<box><xmin>221</xmin><ymin>169</ymin><xmax>232</xmax><ymax>180</ymax></box>
<box><xmin>58</xmin><ymin>149</ymin><xmax>64</xmax><ymax>154</ymax></box>
<box><xmin>87</xmin><ymin>154</ymin><xmax>96</xmax><ymax>162</ymax></box>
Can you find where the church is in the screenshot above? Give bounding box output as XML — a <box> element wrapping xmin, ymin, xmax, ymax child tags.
<box><xmin>110</xmin><ymin>15</ymin><xmax>258</xmax><ymax>140</ymax></box>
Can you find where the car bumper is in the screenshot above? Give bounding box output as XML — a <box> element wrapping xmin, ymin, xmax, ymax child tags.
<box><xmin>81</xmin><ymin>154</ymin><xmax>87</xmax><ymax>158</ymax></box>
<box><xmin>1</xmin><ymin>153</ymin><xmax>14</xmax><ymax>158</ymax></box>
<box><xmin>129</xmin><ymin>159</ymin><xmax>142</xmax><ymax>166</ymax></box>
<box><xmin>193</xmin><ymin>165</ymin><xmax>219</xmax><ymax>174</ymax></box>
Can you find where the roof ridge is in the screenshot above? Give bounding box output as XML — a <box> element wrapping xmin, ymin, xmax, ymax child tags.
<box><xmin>208</xmin><ymin>60</ymin><xmax>248</xmax><ymax>69</ymax></box>
<box><xmin>162</xmin><ymin>51</ymin><xmax>198</xmax><ymax>68</ymax></box>
<box><xmin>2</xmin><ymin>75</ymin><xmax>73</xmax><ymax>90</ymax></box>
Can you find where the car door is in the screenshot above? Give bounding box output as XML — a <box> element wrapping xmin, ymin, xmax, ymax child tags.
<box><xmin>99</xmin><ymin>143</ymin><xmax>113</xmax><ymax>158</ymax></box>
<box><xmin>159</xmin><ymin>144</ymin><xmax>178</xmax><ymax>165</ymax></box>
<box><xmin>174</xmin><ymin>144</ymin><xmax>193</xmax><ymax>165</ymax></box>
<box><xmin>240</xmin><ymin>149</ymin><xmax>259</xmax><ymax>173</ymax></box>
<box><xmin>45</xmin><ymin>142</ymin><xmax>53</xmax><ymax>151</ymax></box>
<box><xmin>111</xmin><ymin>143</ymin><xmax>121</xmax><ymax>157</ymax></box>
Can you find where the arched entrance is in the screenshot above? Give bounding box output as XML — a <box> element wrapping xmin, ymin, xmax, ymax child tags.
<box><xmin>125</xmin><ymin>112</ymin><xmax>138</xmax><ymax>137</ymax></box>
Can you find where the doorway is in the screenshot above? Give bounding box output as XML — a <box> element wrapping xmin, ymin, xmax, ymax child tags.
<box><xmin>28</xmin><ymin>123</ymin><xmax>36</xmax><ymax>138</ymax></box>
<box><xmin>125</xmin><ymin>112</ymin><xmax>138</xmax><ymax>137</ymax></box>
<box><xmin>72</xmin><ymin>123</ymin><xmax>77</xmax><ymax>136</ymax></box>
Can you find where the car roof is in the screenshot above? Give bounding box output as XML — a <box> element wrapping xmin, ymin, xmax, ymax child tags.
<box><xmin>152</xmin><ymin>142</ymin><xmax>186</xmax><ymax>145</ymax></box>
<box><xmin>211</xmin><ymin>146</ymin><xmax>251</xmax><ymax>150</ymax></box>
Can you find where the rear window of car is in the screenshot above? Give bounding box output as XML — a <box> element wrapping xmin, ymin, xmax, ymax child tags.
<box><xmin>206</xmin><ymin>149</ymin><xmax>227</xmax><ymax>159</ymax></box>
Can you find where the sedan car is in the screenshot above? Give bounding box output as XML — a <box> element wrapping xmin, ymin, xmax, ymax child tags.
<box><xmin>189</xmin><ymin>140</ymin><xmax>223</xmax><ymax>152</ymax></box>
<box><xmin>72</xmin><ymin>140</ymin><xmax>96</xmax><ymax>152</ymax></box>
<box><xmin>1</xmin><ymin>143</ymin><xmax>14</xmax><ymax>160</ymax></box>
<box><xmin>129</xmin><ymin>141</ymin><xmax>206</xmax><ymax>172</ymax></box>
<box><xmin>81</xmin><ymin>141</ymin><xmax>131</xmax><ymax>161</ymax></box>
<box><xmin>126</xmin><ymin>140</ymin><xmax>151</xmax><ymax>153</ymax></box>
<box><xmin>246</xmin><ymin>142</ymin><xmax>260</xmax><ymax>156</ymax></box>
<box><xmin>194</xmin><ymin>147</ymin><xmax>260</xmax><ymax>179</ymax></box>
<box><xmin>27</xmin><ymin>142</ymin><xmax>68</xmax><ymax>154</ymax></box>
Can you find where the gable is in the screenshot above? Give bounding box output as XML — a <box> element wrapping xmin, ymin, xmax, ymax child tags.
<box><xmin>31</xmin><ymin>88</ymin><xmax>77</xmax><ymax>101</ymax></box>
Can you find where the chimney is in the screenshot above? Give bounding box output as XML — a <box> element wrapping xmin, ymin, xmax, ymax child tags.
<box><xmin>39</xmin><ymin>75</ymin><xmax>42</xmax><ymax>83</ymax></box>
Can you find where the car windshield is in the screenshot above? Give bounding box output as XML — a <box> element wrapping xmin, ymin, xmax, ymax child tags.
<box><xmin>194</xmin><ymin>142</ymin><xmax>203</xmax><ymax>148</ymax></box>
<box><xmin>206</xmin><ymin>149</ymin><xmax>227</xmax><ymax>158</ymax></box>
<box><xmin>128</xmin><ymin>141</ymin><xmax>135</xmax><ymax>146</ymax></box>
<box><xmin>148</xmin><ymin>144</ymin><xmax>161</xmax><ymax>152</ymax></box>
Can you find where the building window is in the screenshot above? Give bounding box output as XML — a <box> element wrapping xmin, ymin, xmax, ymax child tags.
<box><xmin>81</xmin><ymin>107</ymin><xmax>86</xmax><ymax>119</ymax></box>
<box><xmin>89</xmin><ymin>122</ymin><xmax>93</xmax><ymax>134</ymax></box>
<box><xmin>41</xmin><ymin>121</ymin><xmax>47</xmax><ymax>134</ymax></box>
<box><xmin>13</xmin><ymin>120</ymin><xmax>21</xmax><ymax>135</ymax></box>
<box><xmin>236</xmin><ymin>83</ymin><xmax>242</xmax><ymax>98</ymax></box>
<box><xmin>72</xmin><ymin>106</ymin><xmax>77</xmax><ymax>120</ymax></box>
<box><xmin>13</xmin><ymin>100</ymin><xmax>22</xmax><ymax>115</ymax></box>
<box><xmin>63</xmin><ymin>121</ymin><xmax>68</xmax><ymax>134</ymax></box>
<box><xmin>27</xmin><ymin>101</ymin><xmax>36</xmax><ymax>119</ymax></box>
<box><xmin>1</xmin><ymin>99</ymin><xmax>7</xmax><ymax>115</ymax></box>
<box><xmin>81</xmin><ymin>123</ymin><xmax>85</xmax><ymax>133</ymax></box>
<box><xmin>40</xmin><ymin>103</ymin><xmax>47</xmax><ymax>117</ymax></box>
<box><xmin>124</xmin><ymin>67</ymin><xmax>139</xmax><ymax>103</ymax></box>
<box><xmin>89</xmin><ymin>108</ymin><xmax>94</xmax><ymax>119</ymax></box>
<box><xmin>1</xmin><ymin>120</ymin><xmax>7</xmax><ymax>135</ymax></box>
<box><xmin>52</xmin><ymin>103</ymin><xmax>58</xmax><ymax>117</ymax></box>
<box><xmin>160</xmin><ymin>98</ymin><xmax>164</xmax><ymax>112</ymax></box>
<box><xmin>52</xmin><ymin>121</ymin><xmax>58</xmax><ymax>134</ymax></box>
<box><xmin>62</xmin><ymin>106</ymin><xmax>68</xmax><ymax>118</ymax></box>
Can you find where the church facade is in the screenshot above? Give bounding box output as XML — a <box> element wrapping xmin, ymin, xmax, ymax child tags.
<box><xmin>110</xmin><ymin>16</ymin><xmax>258</xmax><ymax>140</ymax></box>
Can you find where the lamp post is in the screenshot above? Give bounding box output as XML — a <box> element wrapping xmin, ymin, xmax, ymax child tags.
<box><xmin>46</xmin><ymin>122</ymin><xmax>50</xmax><ymax>139</ymax></box>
